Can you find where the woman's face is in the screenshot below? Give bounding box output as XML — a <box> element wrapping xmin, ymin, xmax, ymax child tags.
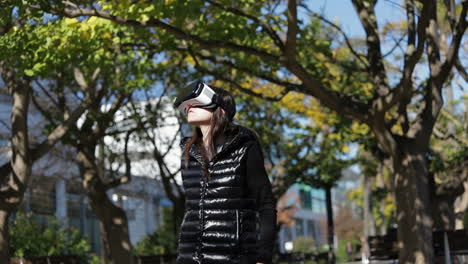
<box><xmin>187</xmin><ymin>105</ymin><xmax>214</xmax><ymax>125</ymax></box>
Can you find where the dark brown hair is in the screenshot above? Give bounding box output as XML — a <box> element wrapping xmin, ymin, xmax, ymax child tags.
<box><xmin>182</xmin><ymin>85</ymin><xmax>236</xmax><ymax>180</ymax></box>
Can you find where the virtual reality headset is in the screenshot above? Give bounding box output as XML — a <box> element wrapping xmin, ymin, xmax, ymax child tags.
<box><xmin>173</xmin><ymin>80</ymin><xmax>224</xmax><ymax>115</ymax></box>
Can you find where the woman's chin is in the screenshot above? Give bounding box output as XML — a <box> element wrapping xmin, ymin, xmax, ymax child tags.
<box><xmin>187</xmin><ymin>119</ymin><xmax>201</xmax><ymax>125</ymax></box>
<box><xmin>187</xmin><ymin>119</ymin><xmax>210</xmax><ymax>126</ymax></box>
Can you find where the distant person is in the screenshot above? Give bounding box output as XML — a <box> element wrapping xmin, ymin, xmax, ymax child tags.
<box><xmin>360</xmin><ymin>235</ymin><xmax>370</xmax><ymax>264</ymax></box>
<box><xmin>173</xmin><ymin>81</ymin><xmax>277</xmax><ymax>264</ymax></box>
<box><xmin>346</xmin><ymin>241</ymin><xmax>353</xmax><ymax>260</ymax></box>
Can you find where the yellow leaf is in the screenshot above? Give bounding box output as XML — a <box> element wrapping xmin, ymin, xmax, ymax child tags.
<box><xmin>64</xmin><ymin>18</ymin><xmax>79</xmax><ymax>26</ymax></box>
<box><xmin>341</xmin><ymin>145</ymin><xmax>350</xmax><ymax>153</ymax></box>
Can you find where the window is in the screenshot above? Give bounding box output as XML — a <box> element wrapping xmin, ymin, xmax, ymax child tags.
<box><xmin>29</xmin><ymin>188</ymin><xmax>56</xmax><ymax>215</ymax></box>
<box><xmin>295</xmin><ymin>218</ymin><xmax>305</xmax><ymax>237</ymax></box>
<box><xmin>67</xmin><ymin>193</ymin><xmax>83</xmax><ymax>218</ymax></box>
<box><xmin>311</xmin><ymin>189</ymin><xmax>326</xmax><ymax>214</ymax></box>
<box><xmin>306</xmin><ymin>219</ymin><xmax>316</xmax><ymax>238</ymax></box>
<box><xmin>299</xmin><ymin>189</ymin><xmax>312</xmax><ymax>209</ymax></box>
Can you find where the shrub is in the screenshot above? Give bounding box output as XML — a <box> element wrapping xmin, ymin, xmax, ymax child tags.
<box><xmin>133</xmin><ymin>206</ymin><xmax>177</xmax><ymax>255</ymax></box>
<box><xmin>9</xmin><ymin>212</ymin><xmax>91</xmax><ymax>257</ymax></box>
<box><xmin>292</xmin><ymin>236</ymin><xmax>317</xmax><ymax>254</ymax></box>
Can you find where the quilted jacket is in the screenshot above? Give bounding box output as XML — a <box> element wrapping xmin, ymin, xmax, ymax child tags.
<box><xmin>176</xmin><ymin>123</ymin><xmax>273</xmax><ymax>264</ymax></box>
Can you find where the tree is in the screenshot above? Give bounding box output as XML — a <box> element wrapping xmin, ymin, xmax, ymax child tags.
<box><xmin>15</xmin><ymin>0</ymin><xmax>468</xmax><ymax>262</ymax></box>
<box><xmin>1</xmin><ymin>10</ymin><xmax>161</xmax><ymax>263</ymax></box>
<box><xmin>0</xmin><ymin>7</ymin><xmax>91</xmax><ymax>263</ymax></box>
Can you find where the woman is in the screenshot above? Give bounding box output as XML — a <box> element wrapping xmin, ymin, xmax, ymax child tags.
<box><xmin>175</xmin><ymin>82</ymin><xmax>277</xmax><ymax>264</ymax></box>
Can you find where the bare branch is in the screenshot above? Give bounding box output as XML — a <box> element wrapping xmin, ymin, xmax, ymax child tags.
<box><xmin>30</xmin><ymin>96</ymin><xmax>91</xmax><ymax>162</ymax></box>
<box><xmin>455</xmin><ymin>58</ymin><xmax>468</xmax><ymax>82</ymax></box>
<box><xmin>104</xmin><ymin>128</ymin><xmax>134</xmax><ymax>190</ymax></box>
<box><xmin>379</xmin><ymin>0</ymin><xmax>431</xmax><ymax>113</ymax></box>
<box><xmin>34</xmin><ymin>80</ymin><xmax>60</xmax><ymax>108</ymax></box>
<box><xmin>30</xmin><ymin>91</ymin><xmax>56</xmax><ymax>125</ymax></box>
<box><xmin>303</xmin><ymin>7</ymin><xmax>368</xmax><ymax>66</ymax></box>
<box><xmin>439</xmin><ymin>0</ymin><xmax>468</xmax><ymax>80</ymax></box>
<box><xmin>383</xmin><ymin>32</ymin><xmax>407</xmax><ymax>58</ymax></box>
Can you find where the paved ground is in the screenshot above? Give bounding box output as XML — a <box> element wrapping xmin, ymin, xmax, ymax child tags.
<box><xmin>342</xmin><ymin>261</ymin><xmax>398</xmax><ymax>264</ymax></box>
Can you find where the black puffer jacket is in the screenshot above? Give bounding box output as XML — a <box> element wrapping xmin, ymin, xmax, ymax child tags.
<box><xmin>176</xmin><ymin>123</ymin><xmax>277</xmax><ymax>264</ymax></box>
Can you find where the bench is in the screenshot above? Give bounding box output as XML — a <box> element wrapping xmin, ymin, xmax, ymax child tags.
<box><xmin>368</xmin><ymin>229</ymin><xmax>468</xmax><ymax>260</ymax></box>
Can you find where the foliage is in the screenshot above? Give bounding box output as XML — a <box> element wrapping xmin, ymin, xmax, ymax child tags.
<box><xmin>87</xmin><ymin>254</ymin><xmax>102</xmax><ymax>264</ymax></box>
<box><xmin>335</xmin><ymin>237</ymin><xmax>360</xmax><ymax>262</ymax></box>
<box><xmin>291</xmin><ymin>236</ymin><xmax>316</xmax><ymax>255</ymax></box>
<box><xmin>133</xmin><ymin>206</ymin><xmax>177</xmax><ymax>255</ymax></box>
<box><xmin>334</xmin><ymin>205</ymin><xmax>363</xmax><ymax>241</ymax></box>
<box><xmin>429</xmin><ymin>105</ymin><xmax>468</xmax><ymax>184</ymax></box>
<box><xmin>9</xmin><ymin>212</ymin><xmax>91</xmax><ymax>257</ymax></box>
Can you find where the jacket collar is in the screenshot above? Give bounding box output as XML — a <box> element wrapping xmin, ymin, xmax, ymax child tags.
<box><xmin>180</xmin><ymin>123</ymin><xmax>257</xmax><ymax>166</ymax></box>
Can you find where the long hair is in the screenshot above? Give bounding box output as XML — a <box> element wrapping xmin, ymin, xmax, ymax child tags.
<box><xmin>182</xmin><ymin>85</ymin><xmax>236</xmax><ymax>180</ymax></box>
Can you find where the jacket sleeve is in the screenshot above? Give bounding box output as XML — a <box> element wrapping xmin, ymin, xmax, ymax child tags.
<box><xmin>245</xmin><ymin>142</ymin><xmax>277</xmax><ymax>264</ymax></box>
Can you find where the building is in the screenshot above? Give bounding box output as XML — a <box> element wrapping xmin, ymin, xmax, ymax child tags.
<box><xmin>277</xmin><ymin>183</ymin><xmax>327</xmax><ymax>253</ymax></box>
<box><xmin>277</xmin><ymin>167</ymin><xmax>360</xmax><ymax>253</ymax></box>
<box><xmin>1</xmin><ymin>92</ymin><xmax>182</xmax><ymax>255</ymax></box>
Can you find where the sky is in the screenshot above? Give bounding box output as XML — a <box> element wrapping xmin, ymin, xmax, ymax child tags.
<box><xmin>303</xmin><ymin>0</ymin><xmax>406</xmax><ymax>37</ymax></box>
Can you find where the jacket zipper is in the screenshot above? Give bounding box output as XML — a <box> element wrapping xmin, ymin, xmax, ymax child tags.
<box><xmin>197</xmin><ymin>176</ymin><xmax>206</xmax><ymax>262</ymax></box>
<box><xmin>235</xmin><ymin>209</ymin><xmax>239</xmax><ymax>242</ymax></box>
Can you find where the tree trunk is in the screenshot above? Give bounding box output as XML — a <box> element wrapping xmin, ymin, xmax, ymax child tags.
<box><xmin>455</xmin><ymin>181</ymin><xmax>468</xmax><ymax>229</ymax></box>
<box><xmin>77</xmin><ymin>151</ymin><xmax>135</xmax><ymax>264</ymax></box>
<box><xmin>430</xmin><ymin>171</ymin><xmax>464</xmax><ymax>230</ymax></box>
<box><xmin>363</xmin><ymin>173</ymin><xmax>376</xmax><ymax>237</ymax></box>
<box><xmin>93</xmin><ymin>194</ymin><xmax>133</xmax><ymax>264</ymax></box>
<box><xmin>0</xmin><ymin>67</ymin><xmax>31</xmax><ymax>264</ymax></box>
<box><xmin>324</xmin><ymin>186</ymin><xmax>335</xmax><ymax>264</ymax></box>
<box><xmin>0</xmin><ymin>210</ymin><xmax>11</xmax><ymax>264</ymax></box>
<box><xmin>361</xmin><ymin>173</ymin><xmax>375</xmax><ymax>261</ymax></box>
<box><xmin>393</xmin><ymin>141</ymin><xmax>434</xmax><ymax>264</ymax></box>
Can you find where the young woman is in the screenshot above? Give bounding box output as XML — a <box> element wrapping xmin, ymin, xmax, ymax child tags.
<box><xmin>175</xmin><ymin>83</ymin><xmax>277</xmax><ymax>264</ymax></box>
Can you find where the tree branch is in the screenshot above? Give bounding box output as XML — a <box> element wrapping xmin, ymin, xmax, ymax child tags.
<box><xmin>439</xmin><ymin>0</ymin><xmax>468</xmax><ymax>81</ymax></box>
<box><xmin>104</xmin><ymin>128</ymin><xmax>133</xmax><ymax>190</ymax></box>
<box><xmin>455</xmin><ymin>58</ymin><xmax>468</xmax><ymax>82</ymax></box>
<box><xmin>303</xmin><ymin>8</ymin><xmax>368</xmax><ymax>67</ymax></box>
<box><xmin>285</xmin><ymin>0</ymin><xmax>298</xmax><ymax>60</ymax></box>
<box><xmin>38</xmin><ymin>2</ymin><xmax>279</xmax><ymax>62</ymax></box>
<box><xmin>177</xmin><ymin>46</ymin><xmax>301</xmax><ymax>91</ymax></box>
<box><xmin>204</xmin><ymin>0</ymin><xmax>285</xmax><ymax>51</ymax></box>
<box><xmin>351</xmin><ymin>0</ymin><xmax>387</xmax><ymax>91</ymax></box>
<box><xmin>192</xmin><ymin>60</ymin><xmax>291</xmax><ymax>102</ymax></box>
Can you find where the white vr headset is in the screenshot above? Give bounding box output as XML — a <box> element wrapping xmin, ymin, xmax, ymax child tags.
<box><xmin>173</xmin><ymin>80</ymin><xmax>223</xmax><ymax>115</ymax></box>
